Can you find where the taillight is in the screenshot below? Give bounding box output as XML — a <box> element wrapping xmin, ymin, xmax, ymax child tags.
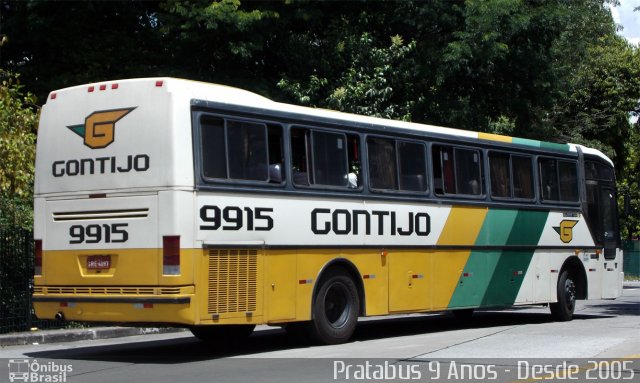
<box><xmin>35</xmin><ymin>240</ymin><xmax>42</xmax><ymax>275</ymax></box>
<box><xmin>163</xmin><ymin>236</ymin><xmax>180</xmax><ymax>275</ymax></box>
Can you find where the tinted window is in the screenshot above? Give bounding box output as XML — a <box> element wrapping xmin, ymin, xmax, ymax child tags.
<box><xmin>291</xmin><ymin>127</ymin><xmax>361</xmax><ymax>189</ymax></box>
<box><xmin>227</xmin><ymin>120</ymin><xmax>268</xmax><ymax>181</ymax></box>
<box><xmin>512</xmin><ymin>155</ymin><xmax>534</xmax><ymax>199</ymax></box>
<box><xmin>433</xmin><ymin>145</ymin><xmax>482</xmax><ymax>196</ymax></box>
<box><xmin>368</xmin><ymin>137</ymin><xmax>397</xmax><ymax>190</ymax></box>
<box><xmin>201</xmin><ymin>117</ymin><xmax>226</xmax><ymax>179</ymax></box>
<box><xmin>539</xmin><ymin>158</ymin><xmax>578</xmax><ymax>202</ymax></box>
<box><xmin>455</xmin><ymin>148</ymin><xmax>482</xmax><ymax>195</ymax></box>
<box><xmin>312</xmin><ymin>131</ymin><xmax>348</xmax><ymax>186</ymax></box>
<box><xmin>489</xmin><ymin>152</ymin><xmax>510</xmax><ymax>198</ymax></box>
<box><xmin>539</xmin><ymin>158</ymin><xmax>559</xmax><ymax>201</ymax></box>
<box><xmin>200</xmin><ymin>117</ymin><xmax>283</xmax><ymax>183</ymax></box>
<box><xmin>558</xmin><ymin>161</ymin><xmax>578</xmax><ymax>201</ymax></box>
<box><xmin>398</xmin><ymin>141</ymin><xmax>427</xmax><ymax>192</ymax></box>
<box><xmin>489</xmin><ymin>153</ymin><xmax>534</xmax><ymax>199</ymax></box>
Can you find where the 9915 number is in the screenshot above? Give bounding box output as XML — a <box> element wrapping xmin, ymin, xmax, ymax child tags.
<box><xmin>69</xmin><ymin>223</ymin><xmax>129</xmax><ymax>244</ymax></box>
<box><xmin>200</xmin><ymin>205</ymin><xmax>273</xmax><ymax>231</ymax></box>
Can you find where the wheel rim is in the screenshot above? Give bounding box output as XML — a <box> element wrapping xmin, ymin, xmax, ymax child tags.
<box><xmin>564</xmin><ymin>278</ymin><xmax>576</xmax><ymax>312</ymax></box>
<box><xmin>323</xmin><ymin>282</ymin><xmax>351</xmax><ymax>328</ymax></box>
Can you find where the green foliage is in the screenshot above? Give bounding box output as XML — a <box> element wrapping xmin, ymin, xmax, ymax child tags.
<box><xmin>0</xmin><ymin>0</ymin><xmax>638</xmax><ymax>235</ymax></box>
<box><xmin>278</xmin><ymin>32</ymin><xmax>417</xmax><ymax>120</ymax></box>
<box><xmin>0</xmin><ymin>70</ymin><xmax>38</xmax><ymax>229</ymax></box>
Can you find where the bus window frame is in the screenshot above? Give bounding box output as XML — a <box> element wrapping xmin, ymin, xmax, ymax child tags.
<box><xmin>290</xmin><ymin>125</ymin><xmax>364</xmax><ymax>193</ymax></box>
<box><xmin>366</xmin><ymin>134</ymin><xmax>429</xmax><ymax>196</ymax></box>
<box><xmin>194</xmin><ymin>111</ymin><xmax>287</xmax><ymax>188</ymax></box>
<box><xmin>537</xmin><ymin>156</ymin><xmax>581</xmax><ymax>205</ymax></box>
<box><xmin>487</xmin><ymin>150</ymin><xmax>536</xmax><ymax>203</ymax></box>
<box><xmin>432</xmin><ymin>143</ymin><xmax>486</xmax><ymax>200</ymax></box>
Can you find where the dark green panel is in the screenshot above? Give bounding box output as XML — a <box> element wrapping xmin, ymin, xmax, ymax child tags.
<box><xmin>480</xmin><ymin>210</ymin><xmax>549</xmax><ymax>306</ymax></box>
<box><xmin>447</xmin><ymin>209</ymin><xmax>517</xmax><ymax>308</ymax></box>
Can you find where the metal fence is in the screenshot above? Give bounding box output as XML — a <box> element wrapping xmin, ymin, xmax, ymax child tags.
<box><xmin>0</xmin><ymin>227</ymin><xmax>65</xmax><ymax>334</ymax></box>
<box><xmin>623</xmin><ymin>240</ymin><xmax>640</xmax><ymax>278</ymax></box>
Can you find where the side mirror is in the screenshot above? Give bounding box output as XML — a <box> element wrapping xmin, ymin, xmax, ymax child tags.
<box><xmin>624</xmin><ymin>194</ymin><xmax>631</xmax><ymax>218</ymax></box>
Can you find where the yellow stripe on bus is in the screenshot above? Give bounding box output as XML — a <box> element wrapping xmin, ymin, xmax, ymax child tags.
<box><xmin>478</xmin><ymin>132</ymin><xmax>513</xmax><ymax>143</ymax></box>
<box><xmin>431</xmin><ymin>206</ymin><xmax>488</xmax><ymax>309</ymax></box>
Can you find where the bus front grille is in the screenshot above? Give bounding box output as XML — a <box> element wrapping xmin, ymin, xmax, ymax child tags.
<box><xmin>207</xmin><ymin>249</ymin><xmax>258</xmax><ymax>315</ymax></box>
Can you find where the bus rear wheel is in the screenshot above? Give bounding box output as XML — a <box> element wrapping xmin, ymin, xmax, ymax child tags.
<box><xmin>309</xmin><ymin>268</ymin><xmax>359</xmax><ymax>345</ymax></box>
<box><xmin>550</xmin><ymin>270</ymin><xmax>576</xmax><ymax>321</ymax></box>
<box><xmin>190</xmin><ymin>324</ymin><xmax>256</xmax><ymax>344</ymax></box>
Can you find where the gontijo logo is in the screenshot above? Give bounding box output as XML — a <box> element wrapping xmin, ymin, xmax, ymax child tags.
<box><xmin>553</xmin><ymin>220</ymin><xmax>578</xmax><ymax>243</ymax></box>
<box><xmin>67</xmin><ymin>107</ymin><xmax>136</xmax><ymax>149</ymax></box>
<box><xmin>52</xmin><ymin>106</ymin><xmax>149</xmax><ymax>178</ymax></box>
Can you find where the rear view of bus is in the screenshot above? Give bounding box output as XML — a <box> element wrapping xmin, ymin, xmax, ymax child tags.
<box><xmin>33</xmin><ymin>79</ymin><xmax>197</xmax><ymax>325</ymax></box>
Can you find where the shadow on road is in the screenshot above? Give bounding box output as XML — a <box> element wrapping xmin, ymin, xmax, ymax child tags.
<box><xmin>24</xmin><ymin>310</ymin><xmax>612</xmax><ymax>364</ymax></box>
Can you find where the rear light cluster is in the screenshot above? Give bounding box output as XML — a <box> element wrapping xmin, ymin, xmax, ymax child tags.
<box><xmin>34</xmin><ymin>240</ymin><xmax>43</xmax><ymax>275</ymax></box>
<box><xmin>163</xmin><ymin>236</ymin><xmax>180</xmax><ymax>275</ymax></box>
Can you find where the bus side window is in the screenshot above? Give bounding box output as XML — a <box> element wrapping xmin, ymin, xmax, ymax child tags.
<box><xmin>539</xmin><ymin>158</ymin><xmax>559</xmax><ymax>201</ymax></box>
<box><xmin>455</xmin><ymin>148</ymin><xmax>482</xmax><ymax>195</ymax></box>
<box><xmin>398</xmin><ymin>141</ymin><xmax>427</xmax><ymax>192</ymax></box>
<box><xmin>539</xmin><ymin>158</ymin><xmax>578</xmax><ymax>203</ymax></box>
<box><xmin>432</xmin><ymin>145</ymin><xmax>455</xmax><ymax>195</ymax></box>
<box><xmin>489</xmin><ymin>152</ymin><xmax>511</xmax><ymax>198</ymax></box>
<box><xmin>268</xmin><ymin>125</ymin><xmax>285</xmax><ymax>183</ymax></box>
<box><xmin>512</xmin><ymin>155</ymin><xmax>534</xmax><ymax>199</ymax></box>
<box><xmin>227</xmin><ymin>120</ymin><xmax>269</xmax><ymax>181</ymax></box>
<box><xmin>312</xmin><ymin>131</ymin><xmax>349</xmax><ymax>187</ymax></box>
<box><xmin>368</xmin><ymin>137</ymin><xmax>398</xmax><ymax>190</ymax></box>
<box><xmin>291</xmin><ymin>127</ymin><xmax>360</xmax><ymax>189</ymax></box>
<box><xmin>558</xmin><ymin>161</ymin><xmax>578</xmax><ymax>202</ymax></box>
<box><xmin>291</xmin><ymin>128</ymin><xmax>311</xmax><ymax>186</ymax></box>
<box><xmin>200</xmin><ymin>117</ymin><xmax>227</xmax><ymax>179</ymax></box>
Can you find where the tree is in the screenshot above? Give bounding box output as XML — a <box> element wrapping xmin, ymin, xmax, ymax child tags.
<box><xmin>0</xmin><ymin>69</ymin><xmax>38</xmax><ymax>229</ymax></box>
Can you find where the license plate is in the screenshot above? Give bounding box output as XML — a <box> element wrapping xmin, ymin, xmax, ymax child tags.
<box><xmin>87</xmin><ymin>255</ymin><xmax>111</xmax><ymax>270</ymax></box>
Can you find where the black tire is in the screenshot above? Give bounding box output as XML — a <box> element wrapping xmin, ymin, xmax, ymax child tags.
<box><xmin>309</xmin><ymin>268</ymin><xmax>359</xmax><ymax>345</ymax></box>
<box><xmin>452</xmin><ymin>308</ymin><xmax>474</xmax><ymax>321</ymax></box>
<box><xmin>190</xmin><ymin>324</ymin><xmax>256</xmax><ymax>344</ymax></box>
<box><xmin>550</xmin><ymin>270</ymin><xmax>576</xmax><ymax>321</ymax></box>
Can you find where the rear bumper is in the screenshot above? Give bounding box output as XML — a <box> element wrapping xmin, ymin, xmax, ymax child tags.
<box><xmin>33</xmin><ymin>285</ymin><xmax>196</xmax><ymax>325</ymax></box>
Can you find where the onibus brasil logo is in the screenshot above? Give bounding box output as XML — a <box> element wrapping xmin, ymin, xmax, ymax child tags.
<box><xmin>8</xmin><ymin>359</ymin><xmax>72</xmax><ymax>383</ymax></box>
<box><xmin>67</xmin><ymin>107</ymin><xmax>136</xmax><ymax>149</ymax></box>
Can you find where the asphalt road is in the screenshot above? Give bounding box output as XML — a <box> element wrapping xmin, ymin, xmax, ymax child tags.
<box><xmin>1</xmin><ymin>287</ymin><xmax>638</xmax><ymax>383</ymax></box>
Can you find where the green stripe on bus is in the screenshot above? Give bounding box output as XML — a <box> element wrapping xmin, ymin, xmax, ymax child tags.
<box><xmin>539</xmin><ymin>141</ymin><xmax>570</xmax><ymax>152</ymax></box>
<box><xmin>480</xmin><ymin>210</ymin><xmax>549</xmax><ymax>307</ymax></box>
<box><xmin>447</xmin><ymin>209</ymin><xmax>517</xmax><ymax>308</ymax></box>
<box><xmin>512</xmin><ymin>137</ymin><xmax>541</xmax><ymax>148</ymax></box>
<box><xmin>512</xmin><ymin>137</ymin><xmax>570</xmax><ymax>152</ymax></box>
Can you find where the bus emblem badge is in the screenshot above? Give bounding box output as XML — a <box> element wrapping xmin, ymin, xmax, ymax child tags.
<box><xmin>67</xmin><ymin>107</ymin><xmax>136</xmax><ymax>149</ymax></box>
<box><xmin>553</xmin><ymin>220</ymin><xmax>578</xmax><ymax>243</ymax></box>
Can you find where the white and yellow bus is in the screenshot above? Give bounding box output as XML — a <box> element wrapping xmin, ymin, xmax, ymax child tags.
<box><xmin>33</xmin><ymin>78</ymin><xmax>623</xmax><ymax>344</ymax></box>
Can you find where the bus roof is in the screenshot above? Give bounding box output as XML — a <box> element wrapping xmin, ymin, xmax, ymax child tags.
<box><xmin>47</xmin><ymin>77</ymin><xmax>614</xmax><ymax>166</ymax></box>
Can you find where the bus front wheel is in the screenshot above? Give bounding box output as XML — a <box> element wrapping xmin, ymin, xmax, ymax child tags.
<box><xmin>309</xmin><ymin>268</ymin><xmax>359</xmax><ymax>345</ymax></box>
<box><xmin>550</xmin><ymin>270</ymin><xmax>576</xmax><ymax>321</ymax></box>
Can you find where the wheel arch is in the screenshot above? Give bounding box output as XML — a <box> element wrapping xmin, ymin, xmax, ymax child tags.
<box><xmin>560</xmin><ymin>256</ymin><xmax>588</xmax><ymax>300</ymax></box>
<box><xmin>312</xmin><ymin>258</ymin><xmax>366</xmax><ymax>317</ymax></box>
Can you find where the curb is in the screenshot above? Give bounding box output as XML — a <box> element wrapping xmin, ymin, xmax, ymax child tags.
<box><xmin>0</xmin><ymin>327</ymin><xmax>186</xmax><ymax>347</ymax></box>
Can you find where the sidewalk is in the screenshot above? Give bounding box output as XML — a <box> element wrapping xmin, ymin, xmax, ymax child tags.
<box><xmin>0</xmin><ymin>326</ymin><xmax>186</xmax><ymax>347</ymax></box>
